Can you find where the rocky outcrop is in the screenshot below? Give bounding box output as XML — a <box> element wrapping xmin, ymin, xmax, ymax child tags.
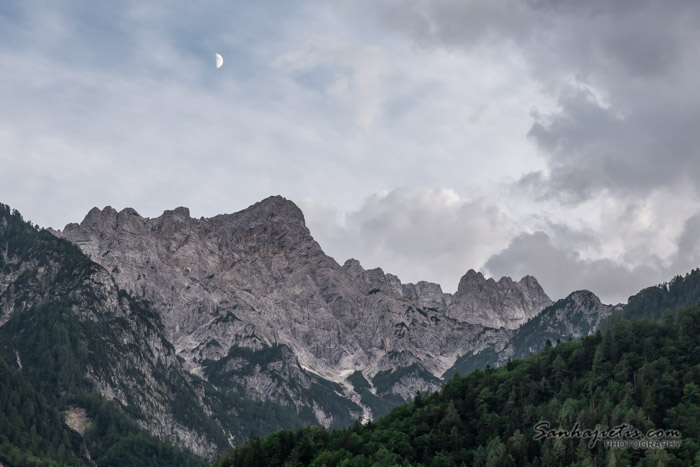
<box><xmin>402</xmin><ymin>281</ymin><xmax>450</xmax><ymax>311</ymax></box>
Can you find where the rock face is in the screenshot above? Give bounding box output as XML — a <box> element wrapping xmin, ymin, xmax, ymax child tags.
<box><xmin>444</xmin><ymin>289</ymin><xmax>617</xmax><ymax>377</ymax></box>
<box><xmin>63</xmin><ymin>201</ymin><xmax>488</xmax><ymax>374</ymax></box>
<box><xmin>46</xmin><ymin>195</ymin><xmax>562</xmax><ymax>451</ymax></box>
<box><xmin>450</xmin><ymin>271</ymin><xmax>552</xmax><ymax>328</ymax></box>
<box><xmin>57</xmin><ymin>198</ymin><xmax>550</xmax><ymax>408</ymax></box>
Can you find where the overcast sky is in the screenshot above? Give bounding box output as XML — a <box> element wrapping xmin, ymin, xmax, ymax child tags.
<box><xmin>2</xmin><ymin>0</ymin><xmax>700</xmax><ymax>304</ymax></box>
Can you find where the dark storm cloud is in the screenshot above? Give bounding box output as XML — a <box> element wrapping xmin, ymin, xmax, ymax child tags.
<box><xmin>526</xmin><ymin>86</ymin><xmax>700</xmax><ymax>202</ymax></box>
<box><xmin>484</xmin><ymin>231</ymin><xmax>667</xmax><ymax>303</ymax></box>
<box><xmin>384</xmin><ymin>0</ymin><xmax>700</xmax><ymax>201</ymax></box>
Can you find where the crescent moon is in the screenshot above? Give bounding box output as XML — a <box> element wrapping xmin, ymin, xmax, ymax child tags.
<box><xmin>215</xmin><ymin>53</ymin><xmax>223</xmax><ymax>69</ymax></box>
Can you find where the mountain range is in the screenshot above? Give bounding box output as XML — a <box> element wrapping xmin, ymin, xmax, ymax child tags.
<box><xmin>3</xmin><ymin>196</ymin><xmax>684</xmax><ymax>463</ymax></box>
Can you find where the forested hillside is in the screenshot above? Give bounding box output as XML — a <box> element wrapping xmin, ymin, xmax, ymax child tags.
<box><xmin>0</xmin><ymin>204</ymin><xmax>213</xmax><ymax>465</ymax></box>
<box><xmin>216</xmin><ymin>307</ymin><xmax>700</xmax><ymax>466</ymax></box>
<box><xmin>0</xmin><ymin>355</ymin><xmax>86</xmax><ymax>466</ymax></box>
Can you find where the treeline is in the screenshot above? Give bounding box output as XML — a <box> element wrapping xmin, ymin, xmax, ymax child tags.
<box><xmin>215</xmin><ymin>307</ymin><xmax>700</xmax><ymax>466</ymax></box>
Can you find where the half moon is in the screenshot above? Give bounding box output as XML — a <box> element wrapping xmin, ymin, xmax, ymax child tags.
<box><xmin>215</xmin><ymin>53</ymin><xmax>223</xmax><ymax>69</ymax></box>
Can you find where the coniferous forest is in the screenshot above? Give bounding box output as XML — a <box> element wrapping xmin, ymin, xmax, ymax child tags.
<box><xmin>215</xmin><ymin>307</ymin><xmax>700</xmax><ymax>466</ymax></box>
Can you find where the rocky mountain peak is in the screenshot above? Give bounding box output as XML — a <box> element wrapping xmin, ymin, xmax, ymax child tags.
<box><xmin>565</xmin><ymin>290</ymin><xmax>603</xmax><ymax>307</ymax></box>
<box><xmin>209</xmin><ymin>196</ymin><xmax>313</xmax><ymax>254</ymax></box>
<box><xmin>519</xmin><ymin>275</ymin><xmax>540</xmax><ymax>287</ymax></box>
<box><xmin>72</xmin><ymin>206</ymin><xmax>117</xmax><ymax>229</ymax></box>
<box><xmin>460</xmin><ymin>268</ymin><xmax>484</xmax><ymax>282</ymax></box>
<box><xmin>338</xmin><ymin>262</ymin><xmax>551</xmax><ymax>330</ymax></box>
<box><xmin>85</xmin><ymin>206</ymin><xmax>112</xmax><ymax>220</ymax></box>
<box><xmin>342</xmin><ymin>259</ymin><xmax>404</xmax><ymax>296</ymax></box>
<box><xmin>518</xmin><ymin>275</ymin><xmax>549</xmax><ymax>298</ymax></box>
<box><xmin>243</xmin><ymin>195</ymin><xmax>306</xmax><ymax>225</ymax></box>
<box><xmin>57</xmin><ymin>196</ymin><xmax>557</xmax><ymax>430</ymax></box>
<box><xmin>448</xmin><ymin>269</ymin><xmax>552</xmax><ymax>329</ymax></box>
<box><xmin>401</xmin><ymin>281</ymin><xmax>448</xmax><ymax>311</ymax></box>
<box><xmin>455</xmin><ymin>269</ymin><xmax>491</xmax><ymax>296</ymax></box>
<box><xmin>65</xmin><ymin>206</ymin><xmax>144</xmax><ymax>237</ymax></box>
<box><xmin>118</xmin><ymin>207</ymin><xmax>141</xmax><ymax>218</ymax></box>
<box><xmin>342</xmin><ymin>258</ymin><xmax>365</xmax><ymax>277</ymax></box>
<box><xmin>454</xmin><ymin>288</ymin><xmax>616</xmax><ymax>374</ymax></box>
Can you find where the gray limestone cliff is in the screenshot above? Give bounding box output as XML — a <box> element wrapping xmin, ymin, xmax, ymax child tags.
<box><xmin>57</xmin><ymin>197</ymin><xmax>547</xmax><ymax>416</ymax></box>
<box><xmin>54</xmin><ymin>196</ymin><xmax>560</xmax><ymax>436</ymax></box>
<box><xmin>449</xmin><ymin>270</ymin><xmax>552</xmax><ymax>328</ymax></box>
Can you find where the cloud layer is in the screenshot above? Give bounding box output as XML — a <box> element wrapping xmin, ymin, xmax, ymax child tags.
<box><xmin>3</xmin><ymin>1</ymin><xmax>700</xmax><ymax>305</ymax></box>
<box><xmin>384</xmin><ymin>0</ymin><xmax>700</xmax><ymax>201</ymax></box>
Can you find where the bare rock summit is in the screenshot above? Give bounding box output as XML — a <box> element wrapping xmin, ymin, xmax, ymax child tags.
<box><xmin>58</xmin><ymin>196</ymin><xmax>552</xmax><ymax>424</ymax></box>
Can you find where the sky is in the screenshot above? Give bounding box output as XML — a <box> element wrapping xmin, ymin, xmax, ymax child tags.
<box><xmin>2</xmin><ymin>0</ymin><xmax>700</xmax><ymax>304</ymax></box>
